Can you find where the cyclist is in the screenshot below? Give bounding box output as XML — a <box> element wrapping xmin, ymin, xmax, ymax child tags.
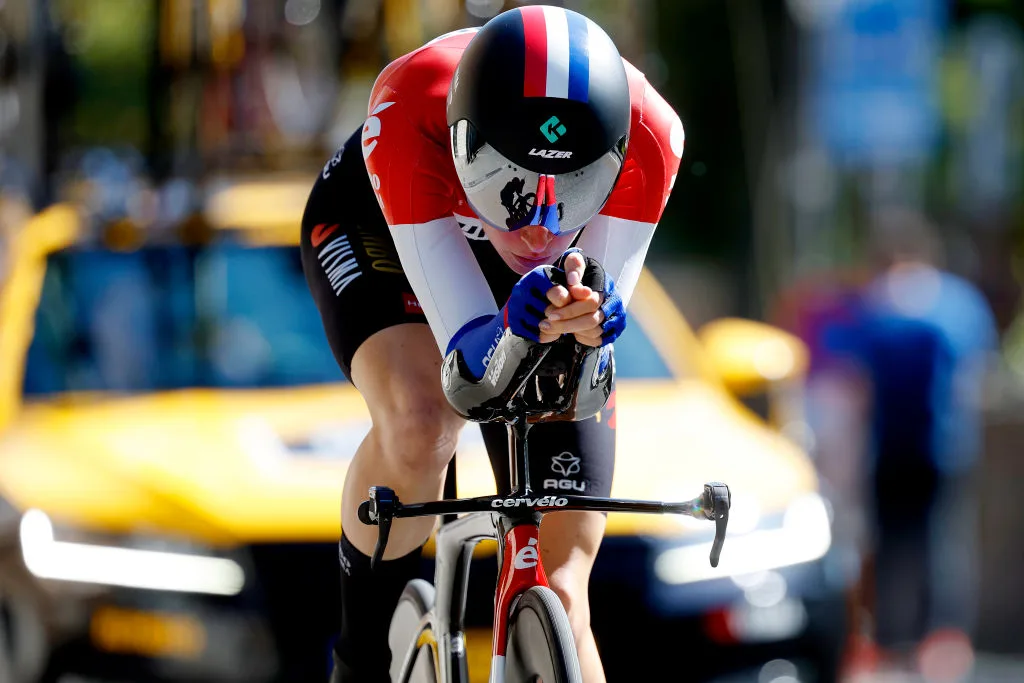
<box><xmin>300</xmin><ymin>6</ymin><xmax>683</xmax><ymax>681</ymax></box>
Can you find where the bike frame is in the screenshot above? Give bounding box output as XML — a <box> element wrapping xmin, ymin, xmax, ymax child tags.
<box><xmin>402</xmin><ymin>504</ymin><xmax>541</xmax><ymax>683</ymax></box>
<box><xmin>371</xmin><ymin>413</ymin><xmax>727</xmax><ymax>683</ymax></box>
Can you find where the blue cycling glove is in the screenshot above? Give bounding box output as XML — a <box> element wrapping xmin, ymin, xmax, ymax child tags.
<box><xmin>505</xmin><ymin>266</ymin><xmax>558</xmax><ymax>340</ymax></box>
<box><xmin>599</xmin><ymin>277</ymin><xmax>626</xmax><ymax>345</ymax></box>
<box><xmin>445</xmin><ymin>251</ymin><xmax>628</xmax><ymax>379</ymax></box>
<box><xmin>445</xmin><ymin>265</ymin><xmax>557</xmax><ymax>379</ymax></box>
<box><xmin>554</xmin><ymin>249</ymin><xmax>627</xmax><ymax>347</ymax></box>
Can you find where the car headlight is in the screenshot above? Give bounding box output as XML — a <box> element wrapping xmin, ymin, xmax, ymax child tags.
<box><xmin>20</xmin><ymin>509</ymin><xmax>245</xmax><ymax>596</ymax></box>
<box><xmin>654</xmin><ymin>493</ymin><xmax>832</xmax><ymax>585</ymax></box>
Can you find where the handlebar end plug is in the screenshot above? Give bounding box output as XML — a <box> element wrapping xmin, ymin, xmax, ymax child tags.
<box><xmin>357</xmin><ymin>501</ymin><xmax>375</xmax><ymax>526</ymax></box>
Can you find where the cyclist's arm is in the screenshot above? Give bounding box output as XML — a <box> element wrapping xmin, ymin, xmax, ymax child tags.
<box><xmin>575</xmin><ymin>65</ymin><xmax>684</xmax><ymax>307</ymax></box>
<box><xmin>389</xmin><ymin>212</ymin><xmax>559</xmax><ymax>381</ymax></box>
<box><xmin>361</xmin><ymin>97</ymin><xmax>500</xmax><ymax>360</ymax></box>
<box><xmin>363</xmin><ymin>57</ymin><xmax>535</xmax><ymax>382</ymax></box>
<box><xmin>389</xmin><ymin>216</ymin><xmax>502</xmax><ymax>353</ymax></box>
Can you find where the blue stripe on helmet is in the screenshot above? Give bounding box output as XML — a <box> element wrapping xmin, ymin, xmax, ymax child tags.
<box><xmin>566</xmin><ymin>11</ymin><xmax>590</xmax><ymax>103</ymax></box>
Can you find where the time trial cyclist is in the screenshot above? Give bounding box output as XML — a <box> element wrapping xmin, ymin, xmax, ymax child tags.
<box><xmin>300</xmin><ymin>6</ymin><xmax>685</xmax><ymax>681</ymax></box>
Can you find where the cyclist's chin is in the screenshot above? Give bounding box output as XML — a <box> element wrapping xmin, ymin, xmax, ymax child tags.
<box><xmin>505</xmin><ymin>251</ymin><xmax>559</xmax><ymax>274</ymax></box>
<box><xmin>483</xmin><ymin>226</ymin><xmax>574</xmax><ymax>274</ymax></box>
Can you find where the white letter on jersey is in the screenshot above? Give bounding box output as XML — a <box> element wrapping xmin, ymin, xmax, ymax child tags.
<box><xmin>362</xmin><ymin>101</ymin><xmax>396</xmax><ymax>160</ymax></box>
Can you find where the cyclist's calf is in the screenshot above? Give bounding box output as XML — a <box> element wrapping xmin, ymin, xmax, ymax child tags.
<box><xmin>536</xmin><ymin>509</ymin><xmax>606</xmax><ymax>679</ymax></box>
<box><xmin>540</xmin><ymin>510</ymin><xmax>607</xmax><ymax>682</ymax></box>
<box><xmin>547</xmin><ymin>569</ymin><xmax>590</xmax><ymax>637</ymax></box>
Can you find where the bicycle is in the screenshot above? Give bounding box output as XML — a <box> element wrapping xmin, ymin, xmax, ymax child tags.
<box><xmin>359</xmin><ymin>323</ymin><xmax>731</xmax><ymax>683</ymax></box>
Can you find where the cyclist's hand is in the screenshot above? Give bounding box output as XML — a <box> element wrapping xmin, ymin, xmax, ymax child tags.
<box><xmin>543</xmin><ymin>251</ymin><xmax>588</xmax><ymax>309</ymax></box>
<box><xmin>541</xmin><ymin>251</ymin><xmax>604</xmax><ymax>345</ymax></box>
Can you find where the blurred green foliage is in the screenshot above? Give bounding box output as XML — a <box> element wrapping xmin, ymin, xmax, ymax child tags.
<box><xmin>53</xmin><ymin>0</ymin><xmax>155</xmax><ymax>149</ymax></box>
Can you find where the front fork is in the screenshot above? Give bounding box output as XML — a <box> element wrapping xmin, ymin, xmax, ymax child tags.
<box><xmin>490</xmin><ymin>513</ymin><xmax>548</xmax><ymax>681</ymax></box>
<box><xmin>427</xmin><ymin>511</ymin><xmax>547</xmax><ymax>683</ymax></box>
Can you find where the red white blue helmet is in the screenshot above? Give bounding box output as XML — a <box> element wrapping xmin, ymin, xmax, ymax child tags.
<box><xmin>447</xmin><ymin>6</ymin><xmax>630</xmax><ymax>235</ymax></box>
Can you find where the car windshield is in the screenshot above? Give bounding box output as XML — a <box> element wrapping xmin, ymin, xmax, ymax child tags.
<box><xmin>23</xmin><ymin>244</ymin><xmax>672</xmax><ymax>396</ymax></box>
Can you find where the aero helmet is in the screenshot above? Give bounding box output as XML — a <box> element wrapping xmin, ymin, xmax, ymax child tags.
<box><xmin>447</xmin><ymin>6</ymin><xmax>630</xmax><ymax>235</ymax></box>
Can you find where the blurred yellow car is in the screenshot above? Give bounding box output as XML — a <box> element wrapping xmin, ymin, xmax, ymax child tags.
<box><xmin>0</xmin><ymin>191</ymin><xmax>850</xmax><ymax>683</ymax></box>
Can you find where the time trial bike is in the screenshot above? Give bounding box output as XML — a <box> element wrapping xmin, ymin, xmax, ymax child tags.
<box><xmin>359</xmin><ymin>330</ymin><xmax>732</xmax><ymax>683</ymax></box>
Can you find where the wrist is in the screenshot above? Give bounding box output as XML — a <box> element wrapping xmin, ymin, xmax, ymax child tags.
<box><xmin>447</xmin><ymin>314</ymin><xmax>507</xmax><ymax>380</ymax></box>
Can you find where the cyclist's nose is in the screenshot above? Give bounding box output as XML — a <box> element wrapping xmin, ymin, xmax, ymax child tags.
<box><xmin>519</xmin><ymin>224</ymin><xmax>554</xmax><ymax>254</ymax></box>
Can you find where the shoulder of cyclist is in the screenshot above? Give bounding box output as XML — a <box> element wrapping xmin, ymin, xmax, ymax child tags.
<box><xmin>601</xmin><ymin>59</ymin><xmax>685</xmax><ymax>225</ymax></box>
<box><xmin>362</xmin><ymin>31</ymin><xmax>477</xmax><ymax>227</ymax></box>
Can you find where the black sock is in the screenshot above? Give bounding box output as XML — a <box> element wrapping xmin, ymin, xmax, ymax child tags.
<box><xmin>331</xmin><ymin>533</ymin><xmax>423</xmax><ymax>682</ymax></box>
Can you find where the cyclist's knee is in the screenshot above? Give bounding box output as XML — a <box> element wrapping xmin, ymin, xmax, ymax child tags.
<box><xmin>376</xmin><ymin>391</ymin><xmax>461</xmax><ymax>475</ymax></box>
<box><xmin>382</xmin><ymin>403</ymin><xmax>458</xmax><ymax>473</ymax></box>
<box><xmin>350</xmin><ymin>325</ymin><xmax>464</xmax><ymax>477</ymax></box>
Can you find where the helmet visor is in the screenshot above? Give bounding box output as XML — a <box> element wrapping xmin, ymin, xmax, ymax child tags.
<box><xmin>450</xmin><ymin>121</ymin><xmax>623</xmax><ymax>234</ymax></box>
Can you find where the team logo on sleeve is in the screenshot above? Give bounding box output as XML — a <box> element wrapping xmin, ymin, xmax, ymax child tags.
<box><xmin>361</xmin><ymin>101</ymin><xmax>395</xmax><ymax>160</ymax></box>
<box><xmin>457</xmin><ymin>216</ymin><xmax>488</xmax><ymax>241</ymax></box>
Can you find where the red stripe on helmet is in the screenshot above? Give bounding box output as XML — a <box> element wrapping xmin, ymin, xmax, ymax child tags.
<box><xmin>521</xmin><ymin>6</ymin><xmax>548</xmax><ymax>98</ymax></box>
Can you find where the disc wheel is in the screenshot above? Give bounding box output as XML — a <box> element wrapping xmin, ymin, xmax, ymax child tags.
<box><xmin>504</xmin><ymin>586</ymin><xmax>582</xmax><ymax>683</ymax></box>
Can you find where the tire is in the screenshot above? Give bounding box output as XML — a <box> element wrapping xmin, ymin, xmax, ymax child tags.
<box><xmin>389</xmin><ymin>579</ymin><xmax>438</xmax><ymax>683</ymax></box>
<box><xmin>0</xmin><ymin>564</ymin><xmax>48</xmax><ymax>683</ymax></box>
<box><xmin>504</xmin><ymin>586</ymin><xmax>582</xmax><ymax>683</ymax></box>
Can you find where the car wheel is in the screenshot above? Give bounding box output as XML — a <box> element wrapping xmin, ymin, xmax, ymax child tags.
<box><xmin>0</xmin><ymin>579</ymin><xmax>48</xmax><ymax>683</ymax></box>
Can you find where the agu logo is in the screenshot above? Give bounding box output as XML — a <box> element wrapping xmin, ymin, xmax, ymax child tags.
<box><xmin>550</xmin><ymin>452</ymin><xmax>581</xmax><ymax>476</ymax></box>
<box><xmin>545</xmin><ymin>451</ymin><xmax>584</xmax><ymax>492</ymax></box>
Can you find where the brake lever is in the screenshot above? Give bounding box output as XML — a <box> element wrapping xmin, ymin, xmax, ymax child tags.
<box><xmin>703</xmin><ymin>482</ymin><xmax>731</xmax><ymax>568</ymax></box>
<box><xmin>357</xmin><ymin>486</ymin><xmax>398</xmax><ymax>570</ymax></box>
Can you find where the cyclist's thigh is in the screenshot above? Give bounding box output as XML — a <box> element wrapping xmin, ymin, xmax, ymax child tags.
<box><xmin>478</xmin><ymin>410</ymin><xmax>615</xmax><ymax>499</ymax></box>
<box><xmin>480</xmin><ymin>407</ymin><xmax>613</xmax><ymax>588</ymax></box>
<box><xmin>349</xmin><ymin>323</ymin><xmax>455</xmax><ymax>428</ymax></box>
<box><xmin>300</xmin><ymin>126</ymin><xmax>428</xmax><ymax>386</ymax></box>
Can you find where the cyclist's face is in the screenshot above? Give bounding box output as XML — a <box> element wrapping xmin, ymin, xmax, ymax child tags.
<box><xmin>483</xmin><ymin>223</ymin><xmax>577</xmax><ymax>274</ymax></box>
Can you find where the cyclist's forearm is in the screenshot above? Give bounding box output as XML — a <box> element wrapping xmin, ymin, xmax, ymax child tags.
<box><xmin>388</xmin><ymin>215</ymin><xmax>498</xmax><ymax>353</ymax></box>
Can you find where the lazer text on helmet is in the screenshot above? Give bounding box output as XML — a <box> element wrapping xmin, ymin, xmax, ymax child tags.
<box><xmin>529</xmin><ymin>149</ymin><xmax>573</xmax><ymax>159</ymax></box>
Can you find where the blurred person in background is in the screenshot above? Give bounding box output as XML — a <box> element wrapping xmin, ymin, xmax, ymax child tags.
<box><xmin>824</xmin><ymin>208</ymin><xmax>997</xmax><ymax>678</ymax></box>
<box><xmin>772</xmin><ymin>267</ymin><xmax>871</xmax><ymax>520</ymax></box>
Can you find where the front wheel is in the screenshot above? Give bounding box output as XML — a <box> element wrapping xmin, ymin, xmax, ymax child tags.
<box><xmin>504</xmin><ymin>586</ymin><xmax>582</xmax><ymax>683</ymax></box>
<box><xmin>389</xmin><ymin>579</ymin><xmax>438</xmax><ymax>683</ymax></box>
